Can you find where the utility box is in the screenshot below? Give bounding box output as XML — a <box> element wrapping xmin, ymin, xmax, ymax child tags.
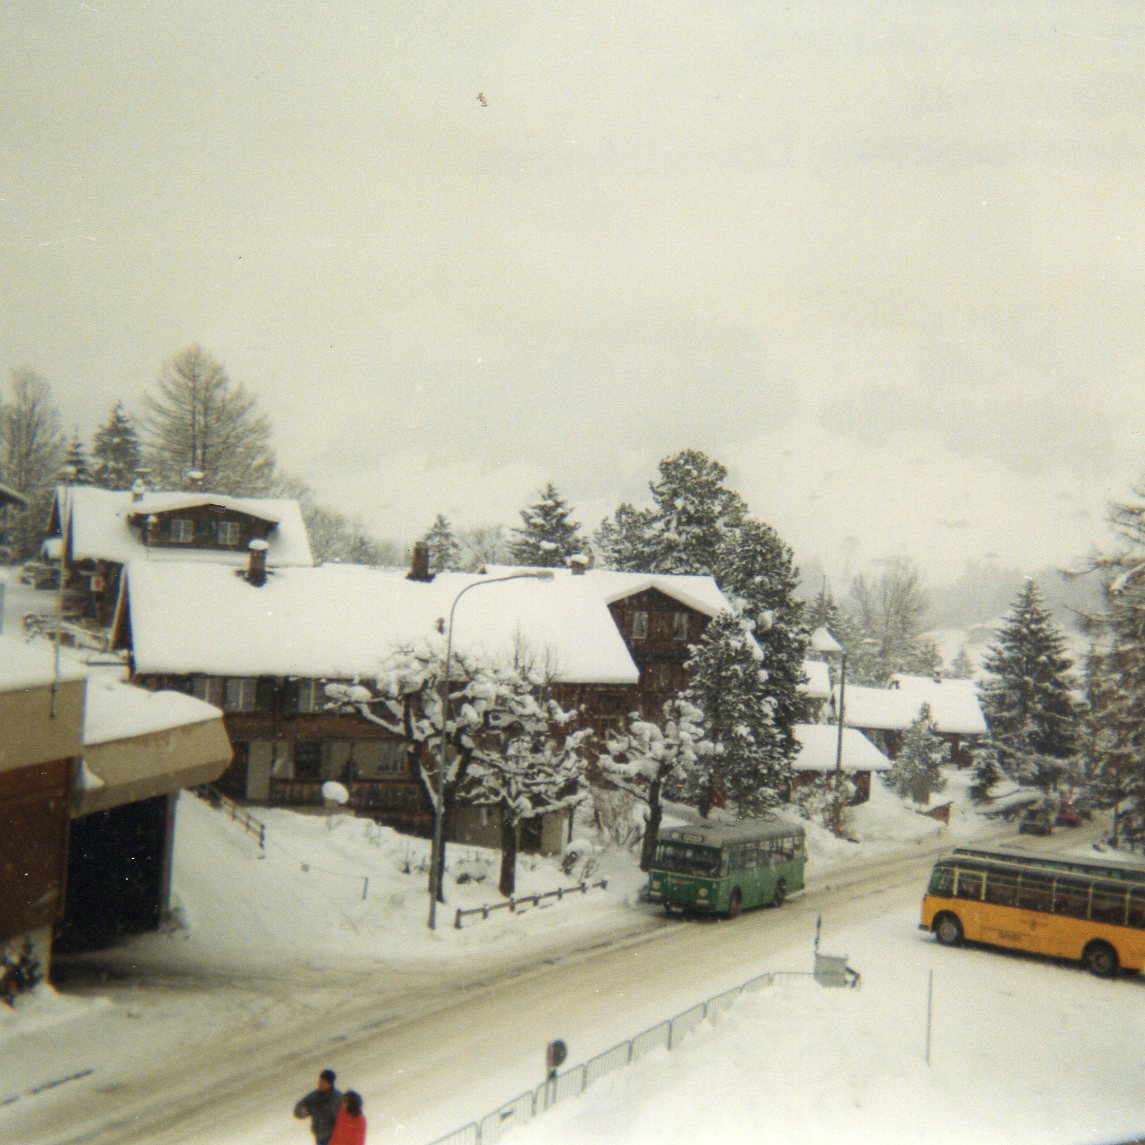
<box><xmin>815</xmin><ymin>952</ymin><xmax>857</xmax><ymax>988</ymax></box>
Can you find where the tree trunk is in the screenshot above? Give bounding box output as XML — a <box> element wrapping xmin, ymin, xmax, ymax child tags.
<box><xmin>499</xmin><ymin>810</ymin><xmax>518</xmax><ymax>898</ymax></box>
<box><xmin>640</xmin><ymin>780</ymin><xmax>663</xmax><ymax>871</ymax></box>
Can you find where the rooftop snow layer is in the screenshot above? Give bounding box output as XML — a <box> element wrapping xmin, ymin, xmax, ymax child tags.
<box><xmin>54</xmin><ymin>485</ymin><xmax>314</xmax><ymax>568</ymax></box>
<box><xmin>0</xmin><ymin>634</ymin><xmax>88</xmax><ymax>691</ymax></box>
<box><xmin>83</xmin><ymin>675</ymin><xmax>224</xmax><ymax>746</ymax></box>
<box><xmin>838</xmin><ymin>674</ymin><xmax>987</xmax><ymax>735</ymax></box>
<box><xmin>118</xmin><ymin>564</ymin><xmax>641</xmax><ymax>685</ymax></box>
<box><xmin>791</xmin><ymin>722</ymin><xmax>892</xmax><ymax>772</ymax></box>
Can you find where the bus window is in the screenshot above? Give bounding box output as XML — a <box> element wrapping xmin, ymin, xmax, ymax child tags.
<box><xmin>1091</xmin><ymin>885</ymin><xmax>1128</xmax><ymax>925</ymax></box>
<box><xmin>1054</xmin><ymin>878</ymin><xmax>1089</xmax><ymax>919</ymax></box>
<box><xmin>1129</xmin><ymin>889</ymin><xmax>1145</xmax><ymax>929</ymax></box>
<box><xmin>954</xmin><ymin>871</ymin><xmax>982</xmax><ymax>900</ymax></box>
<box><xmin>928</xmin><ymin>866</ymin><xmax>954</xmax><ymax>896</ymax></box>
<box><xmin>655</xmin><ymin>842</ymin><xmax>721</xmax><ymax>877</ymax></box>
<box><xmin>1016</xmin><ymin>873</ymin><xmax>1054</xmax><ymax>913</ymax></box>
<box><xmin>984</xmin><ymin>871</ymin><xmax>1019</xmax><ymax>907</ymax></box>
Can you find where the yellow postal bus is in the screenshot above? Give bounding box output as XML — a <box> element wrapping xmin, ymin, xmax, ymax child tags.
<box><xmin>920</xmin><ymin>846</ymin><xmax>1145</xmax><ymax>977</ymax></box>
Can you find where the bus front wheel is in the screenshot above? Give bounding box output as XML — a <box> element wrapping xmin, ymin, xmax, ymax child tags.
<box><xmin>726</xmin><ymin>889</ymin><xmax>742</xmax><ymax>919</ymax></box>
<box><xmin>934</xmin><ymin>912</ymin><xmax>963</xmax><ymax>947</ymax></box>
<box><xmin>773</xmin><ymin>879</ymin><xmax>786</xmax><ymax>908</ymax></box>
<box><xmin>1083</xmin><ymin>941</ymin><xmax>1119</xmax><ymax>978</ymax></box>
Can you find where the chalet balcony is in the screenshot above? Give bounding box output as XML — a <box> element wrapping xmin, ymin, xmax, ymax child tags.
<box><xmin>269</xmin><ymin>777</ymin><xmax>432</xmax><ymax>833</ymax></box>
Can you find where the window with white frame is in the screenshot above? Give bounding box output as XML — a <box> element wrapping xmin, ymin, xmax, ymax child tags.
<box><xmin>169</xmin><ymin>518</ymin><xmax>195</xmax><ymax>544</ymax></box>
<box><xmin>631</xmin><ymin>609</ymin><xmax>649</xmax><ymax>640</ymax></box>
<box><xmin>191</xmin><ymin>675</ymin><xmax>224</xmax><ymax>706</ymax></box>
<box><xmin>216</xmin><ymin>520</ymin><xmax>241</xmax><ymax>546</ymax></box>
<box><xmin>672</xmin><ymin>611</ymin><xmax>690</xmax><ymax>641</ymax></box>
<box><xmin>223</xmin><ymin>677</ymin><xmax>257</xmax><ymax>712</ymax></box>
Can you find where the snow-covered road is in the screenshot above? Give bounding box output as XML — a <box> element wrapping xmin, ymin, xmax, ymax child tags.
<box><xmin>15</xmin><ymin>842</ymin><xmax>950</xmax><ymax>1145</ymax></box>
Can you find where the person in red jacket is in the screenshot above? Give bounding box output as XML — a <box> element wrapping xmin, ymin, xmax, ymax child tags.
<box><xmin>329</xmin><ymin>1089</ymin><xmax>367</xmax><ymax>1145</ymax></box>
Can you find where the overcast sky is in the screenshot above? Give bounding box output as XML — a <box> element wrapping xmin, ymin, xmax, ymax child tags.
<box><xmin>3</xmin><ymin>2</ymin><xmax>1144</xmax><ymax>589</ymax></box>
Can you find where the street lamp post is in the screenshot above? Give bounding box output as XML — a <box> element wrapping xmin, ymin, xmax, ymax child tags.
<box><xmin>810</xmin><ymin>626</ymin><xmax>848</xmax><ymax>838</ymax></box>
<box><xmin>428</xmin><ymin>569</ymin><xmax>556</xmax><ymax>930</ymax></box>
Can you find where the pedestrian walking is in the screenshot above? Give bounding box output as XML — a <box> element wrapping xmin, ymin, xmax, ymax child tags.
<box><xmin>294</xmin><ymin>1068</ymin><xmax>343</xmax><ymax>1145</ymax></box>
<box><xmin>329</xmin><ymin>1090</ymin><xmax>367</xmax><ymax>1145</ymax></box>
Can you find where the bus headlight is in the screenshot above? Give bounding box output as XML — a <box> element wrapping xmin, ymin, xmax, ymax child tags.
<box><xmin>697</xmin><ymin>887</ymin><xmax>708</xmax><ymax>899</ymax></box>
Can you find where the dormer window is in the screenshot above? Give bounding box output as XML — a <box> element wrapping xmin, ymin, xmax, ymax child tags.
<box><xmin>169</xmin><ymin>518</ymin><xmax>194</xmax><ymax>544</ymax></box>
<box><xmin>673</xmin><ymin>611</ymin><xmax>690</xmax><ymax>641</ymax></box>
<box><xmin>631</xmin><ymin>610</ymin><xmax>649</xmax><ymax>640</ymax></box>
<box><xmin>217</xmin><ymin>520</ymin><xmax>241</xmax><ymax>547</ymax></box>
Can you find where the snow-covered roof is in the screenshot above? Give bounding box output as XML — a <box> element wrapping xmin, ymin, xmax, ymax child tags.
<box><xmin>83</xmin><ymin>675</ymin><xmax>225</xmax><ymax>746</ymax></box>
<box><xmin>54</xmin><ymin>485</ymin><xmax>314</xmax><ymax>568</ymax></box>
<box><xmin>837</xmin><ymin>674</ymin><xmax>987</xmax><ymax>736</ymax></box>
<box><xmin>0</xmin><ymin>634</ymin><xmax>88</xmax><ymax>691</ymax></box>
<box><xmin>800</xmin><ymin>659</ymin><xmax>831</xmax><ymax>699</ymax></box>
<box><xmin>117</xmin><ymin>564</ymin><xmax>642</xmax><ymax>685</ymax></box>
<box><xmin>482</xmin><ymin>565</ymin><xmax>734</xmax><ymax>618</ymax></box>
<box><xmin>791</xmin><ymin>723</ymin><xmax>892</xmax><ymax>772</ymax></box>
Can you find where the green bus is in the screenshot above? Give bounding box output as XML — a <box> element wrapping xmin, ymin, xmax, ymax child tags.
<box><xmin>647</xmin><ymin>817</ymin><xmax>807</xmax><ymax>918</ymax></box>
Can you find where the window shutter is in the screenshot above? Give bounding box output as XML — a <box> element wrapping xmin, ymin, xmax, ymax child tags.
<box><xmin>255</xmin><ymin>677</ymin><xmax>277</xmax><ymax>713</ymax></box>
<box><xmin>282</xmin><ymin>679</ymin><xmax>300</xmax><ymax>714</ymax></box>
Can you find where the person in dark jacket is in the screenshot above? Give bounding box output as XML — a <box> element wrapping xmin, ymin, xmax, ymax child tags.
<box><xmin>294</xmin><ymin>1068</ymin><xmax>342</xmax><ymax>1145</ymax></box>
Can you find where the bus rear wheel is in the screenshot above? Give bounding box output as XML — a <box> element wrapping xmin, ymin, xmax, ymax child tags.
<box><xmin>934</xmin><ymin>912</ymin><xmax>963</xmax><ymax>947</ymax></box>
<box><xmin>1083</xmin><ymin>941</ymin><xmax>1119</xmax><ymax>978</ymax></box>
<box><xmin>726</xmin><ymin>889</ymin><xmax>742</xmax><ymax>919</ymax></box>
<box><xmin>772</xmin><ymin>879</ymin><xmax>786</xmax><ymax>908</ymax></box>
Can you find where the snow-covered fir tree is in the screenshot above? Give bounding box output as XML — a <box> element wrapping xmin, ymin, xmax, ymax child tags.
<box><xmin>60</xmin><ymin>431</ymin><xmax>93</xmax><ymax>485</ymax></box>
<box><xmin>597</xmin><ymin>697</ymin><xmax>710</xmax><ymax>870</ymax></box>
<box><xmin>717</xmin><ymin>518</ymin><xmax>808</xmax><ymax>757</ymax></box>
<box><xmin>424</xmin><ymin>514</ymin><xmax>461</xmax><ymax>572</ymax></box>
<box><xmin>967</xmin><ymin>744</ymin><xmax>1005</xmax><ymax>804</ymax></box>
<box><xmin>684</xmin><ymin>611</ymin><xmax>790</xmax><ymax>817</ymax></box>
<box><xmin>91</xmin><ymin>401</ymin><xmax>142</xmax><ymax>489</ymax></box>
<box><xmin>593</xmin><ymin>449</ymin><xmax>805</xmax><ymax>773</ymax></box>
<box><xmin>1082</xmin><ymin>471</ymin><xmax>1145</xmax><ymax>837</ymax></box>
<box><xmin>948</xmin><ymin>646</ymin><xmax>976</xmax><ymax>680</ymax></box>
<box><xmin>508</xmin><ymin>482</ymin><xmax>586</xmax><ymax>568</ymax></box>
<box><xmin>978</xmin><ymin>579</ymin><xmax>1081</xmax><ymax>791</ymax></box>
<box><xmin>883</xmin><ymin>704</ymin><xmax>947</xmax><ymax>804</ymax></box>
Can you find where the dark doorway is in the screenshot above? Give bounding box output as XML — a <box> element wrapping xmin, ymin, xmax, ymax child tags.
<box><xmin>55</xmin><ymin>795</ymin><xmax>172</xmax><ymax>952</ymax></box>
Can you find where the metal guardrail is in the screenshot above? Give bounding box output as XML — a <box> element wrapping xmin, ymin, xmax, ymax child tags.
<box><xmin>454</xmin><ymin>879</ymin><xmax>609</xmax><ymax>929</ymax></box>
<box><xmin>425</xmin><ymin>968</ymin><xmax>814</xmax><ymax>1145</ymax></box>
<box><xmin>196</xmin><ymin>786</ymin><xmax>267</xmax><ymax>849</ymax></box>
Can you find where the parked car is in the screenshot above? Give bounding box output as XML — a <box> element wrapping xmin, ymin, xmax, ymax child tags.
<box><xmin>1018</xmin><ymin>806</ymin><xmax>1053</xmax><ymax>836</ymax></box>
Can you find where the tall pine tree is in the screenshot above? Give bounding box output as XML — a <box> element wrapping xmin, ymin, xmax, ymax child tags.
<box><xmin>91</xmin><ymin>401</ymin><xmax>142</xmax><ymax>489</ymax></box>
<box><xmin>60</xmin><ymin>431</ymin><xmax>94</xmax><ymax>485</ymax></box>
<box><xmin>508</xmin><ymin>482</ymin><xmax>586</xmax><ymax>568</ymax></box>
<box><xmin>424</xmin><ymin>514</ymin><xmax>461</xmax><ymax>573</ymax></box>
<box><xmin>883</xmin><ymin>704</ymin><xmax>948</xmax><ymax>804</ymax></box>
<box><xmin>978</xmin><ymin>579</ymin><xmax>1080</xmax><ymax>791</ymax></box>
<box><xmin>594</xmin><ymin>449</ymin><xmax>806</xmax><ymax>773</ymax></box>
<box><xmin>684</xmin><ymin>611</ymin><xmax>791</xmax><ymax>818</ymax></box>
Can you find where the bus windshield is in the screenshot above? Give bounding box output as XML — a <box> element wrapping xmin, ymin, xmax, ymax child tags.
<box><xmin>654</xmin><ymin>841</ymin><xmax>722</xmax><ymax>877</ymax></box>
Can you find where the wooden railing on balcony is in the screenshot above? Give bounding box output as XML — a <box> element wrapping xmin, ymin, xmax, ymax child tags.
<box><xmin>269</xmin><ymin>778</ymin><xmax>431</xmax><ymax>831</ymax></box>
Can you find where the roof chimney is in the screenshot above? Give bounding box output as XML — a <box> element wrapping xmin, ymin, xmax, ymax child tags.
<box><xmin>247</xmin><ymin>538</ymin><xmax>269</xmax><ymax>587</ymax></box>
<box><xmin>407</xmin><ymin>540</ymin><xmax>434</xmax><ymax>582</ymax></box>
<box><xmin>131</xmin><ymin>478</ymin><xmax>146</xmax><ymax>503</ymax></box>
<box><xmin>569</xmin><ymin>553</ymin><xmax>589</xmax><ymax>576</ymax></box>
<box><xmin>186</xmin><ymin>469</ymin><xmax>205</xmax><ymax>491</ymax></box>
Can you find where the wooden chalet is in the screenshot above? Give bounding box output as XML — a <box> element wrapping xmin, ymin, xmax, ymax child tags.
<box><xmin>111</xmin><ymin>552</ymin><xmax>740</xmax><ymax>850</ymax></box>
<box><xmin>789</xmin><ymin>722</ymin><xmax>892</xmax><ymax>805</ymax></box>
<box><xmin>46</xmin><ymin>483</ymin><xmax>313</xmax><ymax>625</ymax></box>
<box><xmin>833</xmin><ymin>673</ymin><xmax>988</xmax><ymax>766</ymax></box>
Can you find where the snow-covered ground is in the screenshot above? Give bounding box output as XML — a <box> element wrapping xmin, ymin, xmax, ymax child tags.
<box><xmin>4</xmin><ymin>759</ymin><xmax>1142</xmax><ymax>1145</ymax></box>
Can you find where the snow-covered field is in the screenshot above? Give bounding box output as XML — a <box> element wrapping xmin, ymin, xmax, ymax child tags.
<box><xmin>4</xmin><ymin>760</ymin><xmax>1143</xmax><ymax>1145</ymax></box>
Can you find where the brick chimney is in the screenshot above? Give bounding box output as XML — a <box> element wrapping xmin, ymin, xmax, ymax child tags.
<box><xmin>407</xmin><ymin>540</ymin><xmax>434</xmax><ymax>582</ymax></box>
<box><xmin>247</xmin><ymin>538</ymin><xmax>269</xmax><ymax>587</ymax></box>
